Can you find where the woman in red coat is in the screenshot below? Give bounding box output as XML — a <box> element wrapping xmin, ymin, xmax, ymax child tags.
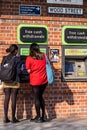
<box><xmin>26</xmin><ymin>43</ymin><xmax>48</xmax><ymax>123</ymax></box>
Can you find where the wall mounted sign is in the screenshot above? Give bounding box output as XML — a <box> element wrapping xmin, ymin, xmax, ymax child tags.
<box><xmin>47</xmin><ymin>0</ymin><xmax>83</xmax><ymax>5</ymax></box>
<box><xmin>50</xmin><ymin>49</ymin><xmax>59</xmax><ymax>62</ymax></box>
<box><xmin>17</xmin><ymin>24</ymin><xmax>48</xmax><ymax>44</ymax></box>
<box><xmin>19</xmin><ymin>5</ymin><xmax>41</xmax><ymax>15</ymax></box>
<box><xmin>62</xmin><ymin>26</ymin><xmax>87</xmax><ymax>45</ymax></box>
<box><xmin>48</xmin><ymin>7</ymin><xmax>83</xmax><ymax>15</ymax></box>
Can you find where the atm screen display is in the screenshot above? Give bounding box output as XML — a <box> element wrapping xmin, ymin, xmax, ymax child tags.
<box><xmin>65</xmin><ymin>62</ymin><xmax>74</xmax><ymax>73</ymax></box>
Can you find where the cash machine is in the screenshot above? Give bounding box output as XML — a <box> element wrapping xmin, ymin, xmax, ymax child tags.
<box><xmin>62</xmin><ymin>46</ymin><xmax>87</xmax><ymax>81</ymax></box>
<box><xmin>17</xmin><ymin>24</ymin><xmax>48</xmax><ymax>83</ymax></box>
<box><xmin>18</xmin><ymin>44</ymin><xmax>48</xmax><ymax>83</ymax></box>
<box><xmin>62</xmin><ymin>26</ymin><xmax>87</xmax><ymax>81</ymax></box>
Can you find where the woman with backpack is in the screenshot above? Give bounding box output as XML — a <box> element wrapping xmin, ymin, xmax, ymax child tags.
<box><xmin>26</xmin><ymin>43</ymin><xmax>48</xmax><ymax>123</ymax></box>
<box><xmin>1</xmin><ymin>44</ymin><xmax>21</xmax><ymax>123</ymax></box>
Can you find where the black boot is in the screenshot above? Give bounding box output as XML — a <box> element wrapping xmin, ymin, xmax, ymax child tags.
<box><xmin>11</xmin><ymin>117</ymin><xmax>19</xmax><ymax>123</ymax></box>
<box><xmin>41</xmin><ymin>114</ymin><xmax>47</xmax><ymax>122</ymax></box>
<box><xmin>4</xmin><ymin>118</ymin><xmax>10</xmax><ymax>123</ymax></box>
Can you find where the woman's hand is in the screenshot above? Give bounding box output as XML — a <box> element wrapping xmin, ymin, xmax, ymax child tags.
<box><xmin>27</xmin><ymin>69</ymin><xmax>30</xmax><ymax>73</ymax></box>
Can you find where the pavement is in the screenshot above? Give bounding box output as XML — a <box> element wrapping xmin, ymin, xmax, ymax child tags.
<box><xmin>0</xmin><ymin>118</ymin><xmax>87</xmax><ymax>130</ymax></box>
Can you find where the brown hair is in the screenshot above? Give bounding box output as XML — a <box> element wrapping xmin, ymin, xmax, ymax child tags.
<box><xmin>30</xmin><ymin>43</ymin><xmax>44</xmax><ymax>60</ymax></box>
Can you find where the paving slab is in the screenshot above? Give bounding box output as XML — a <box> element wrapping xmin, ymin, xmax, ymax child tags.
<box><xmin>0</xmin><ymin>118</ymin><xmax>87</xmax><ymax>130</ymax></box>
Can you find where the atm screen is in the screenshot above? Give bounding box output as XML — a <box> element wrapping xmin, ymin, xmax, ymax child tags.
<box><xmin>65</xmin><ymin>62</ymin><xmax>74</xmax><ymax>73</ymax></box>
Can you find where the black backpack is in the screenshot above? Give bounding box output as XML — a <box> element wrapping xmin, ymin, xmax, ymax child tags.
<box><xmin>0</xmin><ymin>56</ymin><xmax>17</xmax><ymax>83</ymax></box>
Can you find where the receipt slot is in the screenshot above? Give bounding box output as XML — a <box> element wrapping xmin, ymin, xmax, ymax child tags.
<box><xmin>62</xmin><ymin>46</ymin><xmax>87</xmax><ymax>81</ymax></box>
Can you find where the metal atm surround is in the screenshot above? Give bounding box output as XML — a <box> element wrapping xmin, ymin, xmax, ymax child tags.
<box><xmin>62</xmin><ymin>46</ymin><xmax>87</xmax><ymax>82</ymax></box>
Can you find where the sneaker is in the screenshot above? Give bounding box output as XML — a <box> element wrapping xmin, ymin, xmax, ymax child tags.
<box><xmin>35</xmin><ymin>117</ymin><xmax>43</xmax><ymax>123</ymax></box>
<box><xmin>30</xmin><ymin>116</ymin><xmax>45</xmax><ymax>123</ymax></box>
<box><xmin>30</xmin><ymin>116</ymin><xmax>42</xmax><ymax>123</ymax></box>
<box><xmin>30</xmin><ymin>116</ymin><xmax>39</xmax><ymax>122</ymax></box>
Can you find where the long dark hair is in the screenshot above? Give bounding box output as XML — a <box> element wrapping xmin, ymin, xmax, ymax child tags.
<box><xmin>30</xmin><ymin>43</ymin><xmax>44</xmax><ymax>60</ymax></box>
<box><xmin>6</xmin><ymin>44</ymin><xmax>18</xmax><ymax>54</ymax></box>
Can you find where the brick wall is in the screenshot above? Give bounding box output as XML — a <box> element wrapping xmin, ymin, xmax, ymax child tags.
<box><xmin>0</xmin><ymin>0</ymin><xmax>87</xmax><ymax>120</ymax></box>
<box><xmin>1</xmin><ymin>0</ymin><xmax>87</xmax><ymax>18</ymax></box>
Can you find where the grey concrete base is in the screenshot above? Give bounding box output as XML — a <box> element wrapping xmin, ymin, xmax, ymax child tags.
<box><xmin>0</xmin><ymin>118</ymin><xmax>87</xmax><ymax>130</ymax></box>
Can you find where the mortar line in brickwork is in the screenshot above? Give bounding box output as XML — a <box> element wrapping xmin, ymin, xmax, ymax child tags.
<box><xmin>0</xmin><ymin>18</ymin><xmax>85</xmax><ymax>24</ymax></box>
<box><xmin>0</xmin><ymin>16</ymin><xmax>87</xmax><ymax>23</ymax></box>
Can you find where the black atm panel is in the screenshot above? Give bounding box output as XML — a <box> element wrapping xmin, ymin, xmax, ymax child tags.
<box><xmin>19</xmin><ymin>56</ymin><xmax>29</xmax><ymax>83</ymax></box>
